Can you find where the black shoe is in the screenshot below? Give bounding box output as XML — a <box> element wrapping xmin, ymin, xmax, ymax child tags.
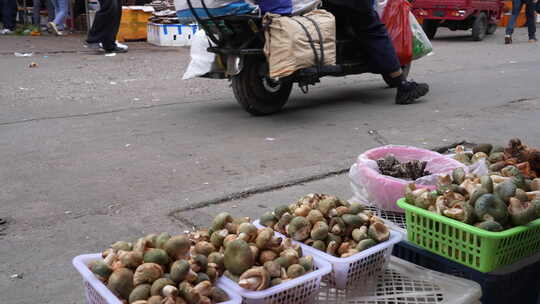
<box><xmin>104</xmin><ymin>45</ymin><xmax>128</xmax><ymax>54</ymax></box>
<box><xmin>83</xmin><ymin>40</ymin><xmax>101</xmax><ymax>50</ymax></box>
<box><xmin>395</xmin><ymin>81</ymin><xmax>429</xmax><ymax>105</ymax></box>
<box><xmin>505</xmin><ymin>35</ymin><xmax>512</xmax><ymax>45</ymax></box>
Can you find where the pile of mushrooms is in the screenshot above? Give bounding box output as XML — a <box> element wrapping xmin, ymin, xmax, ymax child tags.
<box><xmin>209</xmin><ymin>213</ymin><xmax>315</xmax><ymax>290</ymax></box>
<box><xmin>90</xmin><ymin>233</ymin><xmax>230</xmax><ymax>304</ymax></box>
<box><xmin>90</xmin><ymin>213</ymin><xmax>317</xmax><ymax>301</ymax></box>
<box><xmin>454</xmin><ymin>139</ymin><xmax>540</xmax><ymax>178</ymax></box>
<box><xmin>259</xmin><ymin>193</ymin><xmax>391</xmax><ymax>258</ymax></box>
<box><xmin>405</xmin><ymin>166</ymin><xmax>540</xmax><ymax>231</ymax></box>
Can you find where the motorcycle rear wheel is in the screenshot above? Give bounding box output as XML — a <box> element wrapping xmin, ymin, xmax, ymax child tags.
<box><xmin>232</xmin><ymin>57</ymin><xmax>293</xmax><ymax>116</ymax></box>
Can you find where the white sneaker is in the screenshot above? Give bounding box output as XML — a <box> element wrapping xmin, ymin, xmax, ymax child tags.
<box><xmin>47</xmin><ymin>22</ymin><xmax>61</xmax><ymax>35</ymax></box>
<box><xmin>115</xmin><ymin>41</ymin><xmax>128</xmax><ymax>50</ymax></box>
<box><xmin>0</xmin><ymin>29</ymin><xmax>14</xmax><ymax>35</ymax></box>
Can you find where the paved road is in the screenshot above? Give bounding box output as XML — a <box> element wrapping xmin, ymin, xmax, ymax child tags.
<box><xmin>1</xmin><ymin>27</ymin><xmax>540</xmax><ymax>303</ymax></box>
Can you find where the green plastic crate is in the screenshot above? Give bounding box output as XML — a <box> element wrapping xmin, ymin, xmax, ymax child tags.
<box><xmin>397</xmin><ymin>198</ymin><xmax>540</xmax><ymax>272</ymax></box>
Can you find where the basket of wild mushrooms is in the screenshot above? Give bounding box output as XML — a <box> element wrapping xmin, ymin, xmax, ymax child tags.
<box><xmin>73</xmin><ymin>231</ymin><xmax>241</xmax><ymax>304</ymax></box>
<box><xmin>207</xmin><ymin>213</ymin><xmax>331</xmax><ymax>304</ymax></box>
<box><xmin>73</xmin><ymin>213</ymin><xmax>331</xmax><ymax>304</ymax></box>
<box><xmin>256</xmin><ymin>193</ymin><xmax>401</xmax><ymax>290</ymax></box>
<box><xmin>398</xmin><ymin>160</ymin><xmax>540</xmax><ymax>272</ymax></box>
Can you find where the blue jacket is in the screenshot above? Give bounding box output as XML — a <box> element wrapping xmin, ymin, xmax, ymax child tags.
<box><xmin>257</xmin><ymin>0</ymin><xmax>374</xmax><ymax>15</ymax></box>
<box><xmin>257</xmin><ymin>0</ymin><xmax>293</xmax><ymax>15</ymax></box>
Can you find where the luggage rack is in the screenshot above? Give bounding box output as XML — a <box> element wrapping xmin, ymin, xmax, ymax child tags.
<box><xmin>206</xmin><ymin>47</ymin><xmax>264</xmax><ymax>55</ymax></box>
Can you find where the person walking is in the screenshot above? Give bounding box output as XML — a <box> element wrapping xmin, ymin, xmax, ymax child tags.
<box><xmin>0</xmin><ymin>0</ymin><xmax>17</xmax><ymax>34</ymax></box>
<box><xmin>505</xmin><ymin>0</ymin><xmax>537</xmax><ymax>43</ymax></box>
<box><xmin>33</xmin><ymin>0</ymin><xmax>55</xmax><ymax>29</ymax></box>
<box><xmin>48</xmin><ymin>0</ymin><xmax>68</xmax><ymax>35</ymax></box>
<box><xmin>84</xmin><ymin>0</ymin><xmax>128</xmax><ymax>53</ymax></box>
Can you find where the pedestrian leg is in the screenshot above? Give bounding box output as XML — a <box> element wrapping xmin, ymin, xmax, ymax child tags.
<box><xmin>86</xmin><ymin>0</ymin><xmax>114</xmax><ymax>45</ymax></box>
<box><xmin>109</xmin><ymin>0</ymin><xmax>122</xmax><ymax>43</ymax></box>
<box><xmin>525</xmin><ymin>0</ymin><xmax>537</xmax><ymax>40</ymax></box>
<box><xmin>52</xmin><ymin>0</ymin><xmax>67</xmax><ymax>30</ymax></box>
<box><xmin>505</xmin><ymin>0</ymin><xmax>524</xmax><ymax>43</ymax></box>
<box><xmin>45</xmin><ymin>0</ymin><xmax>54</xmax><ymax>21</ymax></box>
<box><xmin>1</xmin><ymin>0</ymin><xmax>17</xmax><ymax>31</ymax></box>
<box><xmin>32</xmin><ymin>0</ymin><xmax>42</xmax><ymax>25</ymax></box>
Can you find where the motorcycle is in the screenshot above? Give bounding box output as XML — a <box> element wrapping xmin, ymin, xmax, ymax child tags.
<box><xmin>186</xmin><ymin>0</ymin><xmax>410</xmax><ymax>115</ymax></box>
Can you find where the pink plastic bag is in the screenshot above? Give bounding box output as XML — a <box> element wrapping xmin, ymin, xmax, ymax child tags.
<box><xmin>349</xmin><ymin>145</ymin><xmax>467</xmax><ymax>213</ymax></box>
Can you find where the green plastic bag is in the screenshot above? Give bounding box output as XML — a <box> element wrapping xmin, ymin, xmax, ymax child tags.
<box><xmin>409</xmin><ymin>13</ymin><xmax>433</xmax><ymax>60</ymax></box>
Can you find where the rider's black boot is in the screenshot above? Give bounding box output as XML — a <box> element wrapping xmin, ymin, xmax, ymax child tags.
<box><xmin>395</xmin><ymin>81</ymin><xmax>430</xmax><ymax>105</ymax></box>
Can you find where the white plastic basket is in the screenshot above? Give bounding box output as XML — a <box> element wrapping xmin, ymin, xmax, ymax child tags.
<box><xmin>317</xmin><ymin>256</ymin><xmax>482</xmax><ymax>304</ymax></box>
<box><xmin>72</xmin><ymin>253</ymin><xmax>242</xmax><ymax>304</ymax></box>
<box><xmin>253</xmin><ymin>220</ymin><xmax>402</xmax><ymax>290</ymax></box>
<box><xmin>219</xmin><ymin>257</ymin><xmax>332</xmax><ymax>304</ymax></box>
<box><xmin>147</xmin><ymin>23</ymin><xmax>198</xmax><ymax>47</ymax></box>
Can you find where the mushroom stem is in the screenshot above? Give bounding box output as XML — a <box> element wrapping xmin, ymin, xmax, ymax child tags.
<box><xmin>103</xmin><ymin>251</ymin><xmax>117</xmax><ymax>266</ymax></box>
<box><xmin>490</xmin><ymin>175</ymin><xmax>511</xmax><ymax>184</ymax></box>
<box><xmin>526</xmin><ymin>191</ymin><xmax>540</xmax><ymax>200</ymax></box>
<box><xmin>238</xmin><ymin>277</ymin><xmax>261</xmax><ymax>290</ymax></box>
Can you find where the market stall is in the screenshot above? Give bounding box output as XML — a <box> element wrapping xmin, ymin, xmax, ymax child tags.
<box><xmin>72</xmin><ymin>138</ymin><xmax>540</xmax><ymax>304</ymax></box>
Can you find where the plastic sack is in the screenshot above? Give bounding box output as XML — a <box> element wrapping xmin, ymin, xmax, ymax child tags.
<box><xmin>349</xmin><ymin>145</ymin><xmax>467</xmax><ymax>213</ymax></box>
<box><xmin>263</xmin><ymin>9</ymin><xmax>336</xmax><ymax>79</ymax></box>
<box><xmin>381</xmin><ymin>0</ymin><xmax>413</xmax><ymax>66</ymax></box>
<box><xmin>183</xmin><ymin>30</ymin><xmax>216</xmax><ymax>79</ymax></box>
<box><xmin>410</xmin><ymin>13</ymin><xmax>433</xmax><ymax>60</ymax></box>
<box><xmin>374</xmin><ymin>0</ymin><xmax>387</xmax><ymax>16</ymax></box>
<box><xmin>292</xmin><ymin>0</ymin><xmax>322</xmax><ymax>14</ymax></box>
<box><xmin>447</xmin><ymin>153</ymin><xmax>489</xmax><ymax>176</ymax></box>
<box><xmin>175</xmin><ymin>0</ymin><xmax>256</xmax><ymax>23</ymax></box>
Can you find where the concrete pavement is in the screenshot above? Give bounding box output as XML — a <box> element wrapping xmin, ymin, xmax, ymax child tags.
<box><xmin>1</xmin><ymin>28</ymin><xmax>540</xmax><ymax>303</ymax></box>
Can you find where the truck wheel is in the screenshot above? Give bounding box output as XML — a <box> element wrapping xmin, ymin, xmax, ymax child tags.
<box><xmin>423</xmin><ymin>20</ymin><xmax>438</xmax><ymax>39</ymax></box>
<box><xmin>382</xmin><ymin>64</ymin><xmax>411</xmax><ymax>88</ymax></box>
<box><xmin>472</xmin><ymin>13</ymin><xmax>488</xmax><ymax>41</ymax></box>
<box><xmin>232</xmin><ymin>57</ymin><xmax>293</xmax><ymax>116</ymax></box>
<box><xmin>486</xmin><ymin>23</ymin><xmax>497</xmax><ymax>35</ymax></box>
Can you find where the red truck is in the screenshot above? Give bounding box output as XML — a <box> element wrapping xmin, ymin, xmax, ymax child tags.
<box><xmin>411</xmin><ymin>0</ymin><xmax>504</xmax><ymax>41</ymax></box>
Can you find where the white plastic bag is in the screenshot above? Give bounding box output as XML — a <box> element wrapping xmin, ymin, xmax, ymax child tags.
<box><xmin>375</xmin><ymin>0</ymin><xmax>433</xmax><ymax>61</ymax></box>
<box><xmin>183</xmin><ymin>30</ymin><xmax>216</xmax><ymax>79</ymax></box>
<box><xmin>410</xmin><ymin>12</ymin><xmax>433</xmax><ymax>60</ymax></box>
<box><xmin>447</xmin><ymin>153</ymin><xmax>490</xmax><ymax>176</ymax></box>
<box><xmin>374</xmin><ymin>0</ymin><xmax>387</xmax><ymax>16</ymax></box>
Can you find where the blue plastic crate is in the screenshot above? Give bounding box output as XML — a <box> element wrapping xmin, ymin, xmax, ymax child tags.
<box><xmin>392</xmin><ymin>241</ymin><xmax>540</xmax><ymax>304</ymax></box>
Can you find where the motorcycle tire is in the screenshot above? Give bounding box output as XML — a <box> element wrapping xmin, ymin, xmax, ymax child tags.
<box><xmin>232</xmin><ymin>57</ymin><xmax>293</xmax><ymax>116</ymax></box>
